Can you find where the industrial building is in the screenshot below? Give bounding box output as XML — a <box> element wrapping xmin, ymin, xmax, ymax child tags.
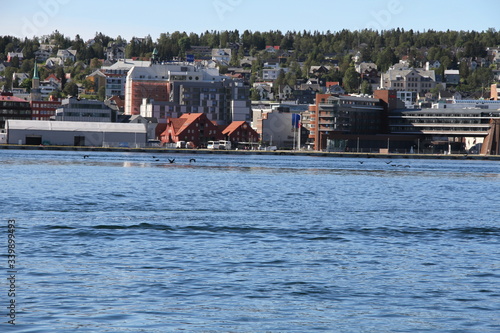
<box><xmin>6</xmin><ymin>120</ymin><xmax>147</xmax><ymax>147</ymax></box>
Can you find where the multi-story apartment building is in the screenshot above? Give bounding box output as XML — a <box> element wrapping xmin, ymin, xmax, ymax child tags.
<box><xmin>126</xmin><ymin>63</ymin><xmax>251</xmax><ymax>125</ymax></box>
<box><xmin>0</xmin><ymin>93</ymin><xmax>31</xmax><ymax>129</ymax></box>
<box><xmin>55</xmin><ymin>97</ymin><xmax>115</xmax><ymax>122</ymax></box>
<box><xmin>100</xmin><ymin>59</ymin><xmax>151</xmax><ymax>98</ymax></box>
<box><xmin>310</xmin><ymin>94</ymin><xmax>387</xmax><ymax>150</ymax></box>
<box><xmin>31</xmin><ymin>99</ymin><xmax>62</xmax><ymax>121</ymax></box>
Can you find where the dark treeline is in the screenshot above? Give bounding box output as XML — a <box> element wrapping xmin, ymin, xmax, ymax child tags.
<box><xmin>2</xmin><ymin>28</ymin><xmax>499</xmax><ymax>65</ymax></box>
<box><xmin>1</xmin><ymin>28</ymin><xmax>499</xmax><ymax>97</ymax></box>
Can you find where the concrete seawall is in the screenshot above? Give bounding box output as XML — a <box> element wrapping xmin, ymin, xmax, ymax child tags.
<box><xmin>1</xmin><ymin>144</ymin><xmax>499</xmax><ymax>161</ymax></box>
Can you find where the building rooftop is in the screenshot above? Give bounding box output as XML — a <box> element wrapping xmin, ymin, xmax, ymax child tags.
<box><xmin>0</xmin><ymin>95</ymin><xmax>30</xmax><ymax>103</ymax></box>
<box><xmin>6</xmin><ymin>120</ymin><xmax>147</xmax><ymax>133</ymax></box>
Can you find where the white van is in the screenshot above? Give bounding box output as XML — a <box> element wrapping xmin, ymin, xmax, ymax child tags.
<box><xmin>218</xmin><ymin>140</ymin><xmax>232</xmax><ymax>150</ymax></box>
<box><xmin>207</xmin><ymin>141</ymin><xmax>219</xmax><ymax>149</ymax></box>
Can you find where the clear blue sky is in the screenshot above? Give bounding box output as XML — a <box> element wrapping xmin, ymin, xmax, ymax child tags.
<box><xmin>1</xmin><ymin>0</ymin><xmax>497</xmax><ymax>41</ymax></box>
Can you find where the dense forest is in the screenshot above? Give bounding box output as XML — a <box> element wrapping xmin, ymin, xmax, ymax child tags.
<box><xmin>1</xmin><ymin>28</ymin><xmax>499</xmax><ymax>97</ymax></box>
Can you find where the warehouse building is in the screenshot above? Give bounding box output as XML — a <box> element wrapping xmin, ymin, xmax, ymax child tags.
<box><xmin>6</xmin><ymin>120</ymin><xmax>147</xmax><ymax>147</ymax></box>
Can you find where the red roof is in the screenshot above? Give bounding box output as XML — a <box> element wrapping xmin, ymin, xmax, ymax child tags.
<box><xmin>176</xmin><ymin>113</ymin><xmax>204</xmax><ymax>133</ymax></box>
<box><xmin>45</xmin><ymin>74</ymin><xmax>61</xmax><ymax>82</ymax></box>
<box><xmin>0</xmin><ymin>95</ymin><xmax>29</xmax><ymax>102</ymax></box>
<box><xmin>169</xmin><ymin>118</ymin><xmax>188</xmax><ymax>133</ymax></box>
<box><xmin>326</xmin><ymin>81</ymin><xmax>340</xmax><ymax>87</ymax></box>
<box><xmin>109</xmin><ymin>95</ymin><xmax>125</xmax><ymax>109</ymax></box>
<box><xmin>222</xmin><ymin>121</ymin><xmax>247</xmax><ymax>135</ymax></box>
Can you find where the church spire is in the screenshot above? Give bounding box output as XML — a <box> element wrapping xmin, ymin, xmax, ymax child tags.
<box><xmin>31</xmin><ymin>62</ymin><xmax>41</xmax><ymax>102</ymax></box>
<box><xmin>33</xmin><ymin>61</ymin><xmax>39</xmax><ymax>80</ymax></box>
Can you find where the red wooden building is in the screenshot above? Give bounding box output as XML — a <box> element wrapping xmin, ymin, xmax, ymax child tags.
<box><xmin>160</xmin><ymin>113</ymin><xmax>222</xmax><ymax>147</ymax></box>
<box><xmin>222</xmin><ymin>121</ymin><xmax>259</xmax><ymax>145</ymax></box>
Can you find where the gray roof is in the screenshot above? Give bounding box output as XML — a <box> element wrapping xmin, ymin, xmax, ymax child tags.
<box><xmin>384</xmin><ymin>68</ymin><xmax>436</xmax><ymax>81</ymax></box>
<box><xmin>7</xmin><ymin>120</ymin><xmax>146</xmax><ymax>133</ymax></box>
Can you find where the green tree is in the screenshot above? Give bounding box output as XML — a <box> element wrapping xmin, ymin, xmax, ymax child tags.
<box><xmin>342</xmin><ymin>65</ymin><xmax>360</xmax><ymax>93</ymax></box>
<box><xmin>20</xmin><ymin>59</ymin><xmax>33</xmax><ymax>73</ymax></box>
<box><xmin>20</xmin><ymin>78</ymin><xmax>32</xmax><ymax>92</ymax></box>
<box><xmin>250</xmin><ymin>88</ymin><xmax>260</xmax><ymax>101</ymax></box>
<box><xmin>98</xmin><ymin>86</ymin><xmax>106</xmax><ymax>101</ymax></box>
<box><xmin>430</xmin><ymin>83</ymin><xmax>445</xmax><ymax>97</ymax></box>
<box><xmin>178</xmin><ymin>36</ymin><xmax>191</xmax><ymax>57</ymax></box>
<box><xmin>376</xmin><ymin>47</ymin><xmax>397</xmax><ymax>72</ymax></box>
<box><xmin>10</xmin><ymin>56</ymin><xmax>20</xmax><ymax>69</ymax></box>
<box><xmin>82</xmin><ymin>79</ymin><xmax>95</xmax><ymax>92</ymax></box>
<box><xmin>90</xmin><ymin>58</ymin><xmax>101</xmax><ymax>69</ymax></box>
<box><xmin>50</xmin><ymin>89</ymin><xmax>63</xmax><ymax>99</ymax></box>
<box><xmin>63</xmin><ymin>81</ymin><xmax>78</xmax><ymax>97</ymax></box>
<box><xmin>360</xmin><ymin>80</ymin><xmax>373</xmax><ymax>95</ymax></box>
<box><xmin>3</xmin><ymin>67</ymin><xmax>16</xmax><ymax>89</ymax></box>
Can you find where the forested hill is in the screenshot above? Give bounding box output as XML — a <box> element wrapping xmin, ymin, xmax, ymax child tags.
<box><xmin>2</xmin><ymin>29</ymin><xmax>498</xmax><ymax>65</ymax></box>
<box><xmin>1</xmin><ymin>29</ymin><xmax>499</xmax><ymax>97</ymax></box>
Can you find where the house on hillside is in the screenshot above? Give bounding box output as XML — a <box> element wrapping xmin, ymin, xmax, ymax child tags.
<box><xmin>106</xmin><ymin>43</ymin><xmax>126</xmax><ymax>62</ymax></box>
<box><xmin>309</xmin><ymin>65</ymin><xmax>333</xmax><ymax>78</ymax></box>
<box><xmin>326</xmin><ymin>82</ymin><xmax>345</xmax><ymax>95</ymax></box>
<box><xmin>265</xmin><ymin>46</ymin><xmax>280</xmax><ymax>54</ymax></box>
<box><xmin>45</xmin><ymin>57</ymin><xmax>64</xmax><ymax>68</ymax></box>
<box><xmin>7</xmin><ymin>51</ymin><xmax>23</xmax><ymax>62</ymax></box>
<box><xmin>57</xmin><ymin>48</ymin><xmax>77</xmax><ymax>63</ymax></box>
<box><xmin>212</xmin><ymin>48</ymin><xmax>232</xmax><ymax>65</ymax></box>
<box><xmin>444</xmin><ymin>70</ymin><xmax>460</xmax><ymax>85</ymax></box>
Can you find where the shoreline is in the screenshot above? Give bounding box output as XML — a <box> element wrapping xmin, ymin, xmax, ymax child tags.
<box><xmin>1</xmin><ymin>144</ymin><xmax>499</xmax><ymax>161</ymax></box>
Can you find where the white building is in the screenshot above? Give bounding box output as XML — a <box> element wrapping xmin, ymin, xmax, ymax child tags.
<box><xmin>262</xmin><ymin>68</ymin><xmax>289</xmax><ymax>81</ymax></box>
<box><xmin>380</xmin><ymin>68</ymin><xmax>437</xmax><ymax>94</ymax></box>
<box><xmin>101</xmin><ymin>59</ymin><xmax>151</xmax><ymax>98</ymax></box>
<box><xmin>6</xmin><ymin>120</ymin><xmax>147</xmax><ymax>147</ymax></box>
<box><xmin>212</xmin><ymin>48</ymin><xmax>232</xmax><ymax>65</ymax></box>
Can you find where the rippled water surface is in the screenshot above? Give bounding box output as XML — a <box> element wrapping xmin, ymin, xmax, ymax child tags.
<box><xmin>1</xmin><ymin>150</ymin><xmax>500</xmax><ymax>332</ymax></box>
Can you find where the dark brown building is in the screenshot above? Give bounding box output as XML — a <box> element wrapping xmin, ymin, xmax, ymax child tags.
<box><xmin>0</xmin><ymin>93</ymin><xmax>32</xmax><ymax>129</ymax></box>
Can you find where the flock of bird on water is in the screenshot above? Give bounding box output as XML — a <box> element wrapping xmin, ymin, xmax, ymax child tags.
<box><xmin>82</xmin><ymin>155</ymin><xmax>411</xmax><ymax>167</ymax></box>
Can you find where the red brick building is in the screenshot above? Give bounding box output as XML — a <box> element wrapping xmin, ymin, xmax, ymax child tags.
<box><xmin>222</xmin><ymin>121</ymin><xmax>259</xmax><ymax>144</ymax></box>
<box><xmin>160</xmin><ymin>113</ymin><xmax>222</xmax><ymax>147</ymax></box>
<box><xmin>129</xmin><ymin>81</ymin><xmax>171</xmax><ymax>115</ymax></box>
<box><xmin>31</xmin><ymin>96</ymin><xmax>62</xmax><ymax>120</ymax></box>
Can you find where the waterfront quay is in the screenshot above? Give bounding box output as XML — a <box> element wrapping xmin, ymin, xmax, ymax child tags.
<box><xmin>1</xmin><ymin>144</ymin><xmax>499</xmax><ymax>161</ymax></box>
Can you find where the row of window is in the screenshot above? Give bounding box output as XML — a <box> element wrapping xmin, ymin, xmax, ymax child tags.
<box><xmin>63</xmin><ymin>112</ymin><xmax>109</xmax><ymax>118</ymax></box>
<box><xmin>0</xmin><ymin>102</ymin><xmax>30</xmax><ymax>107</ymax></box>
<box><xmin>185</xmin><ymin>129</ymin><xmax>217</xmax><ymax>135</ymax></box>
<box><xmin>67</xmin><ymin>104</ymin><xmax>106</xmax><ymax>110</ymax></box>
<box><xmin>391</xmin><ymin>126</ymin><xmax>489</xmax><ymax>132</ymax></box>
<box><xmin>0</xmin><ymin>110</ymin><xmax>31</xmax><ymax>115</ymax></box>
<box><xmin>32</xmin><ymin>110</ymin><xmax>55</xmax><ymax>115</ymax></box>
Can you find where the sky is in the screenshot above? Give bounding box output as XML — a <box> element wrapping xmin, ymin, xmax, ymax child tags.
<box><xmin>0</xmin><ymin>0</ymin><xmax>497</xmax><ymax>41</ymax></box>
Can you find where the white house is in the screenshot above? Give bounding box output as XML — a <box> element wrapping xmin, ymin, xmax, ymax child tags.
<box><xmin>45</xmin><ymin>57</ymin><xmax>64</xmax><ymax>68</ymax></box>
<box><xmin>7</xmin><ymin>52</ymin><xmax>23</xmax><ymax>62</ymax></box>
<box><xmin>425</xmin><ymin>60</ymin><xmax>441</xmax><ymax>70</ymax></box>
<box><xmin>57</xmin><ymin>48</ymin><xmax>77</xmax><ymax>63</ymax></box>
<box><xmin>212</xmin><ymin>48</ymin><xmax>232</xmax><ymax>65</ymax></box>
<box><xmin>262</xmin><ymin>68</ymin><xmax>289</xmax><ymax>81</ymax></box>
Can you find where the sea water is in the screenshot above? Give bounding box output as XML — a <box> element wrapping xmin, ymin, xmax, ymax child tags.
<box><xmin>1</xmin><ymin>150</ymin><xmax>499</xmax><ymax>332</ymax></box>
